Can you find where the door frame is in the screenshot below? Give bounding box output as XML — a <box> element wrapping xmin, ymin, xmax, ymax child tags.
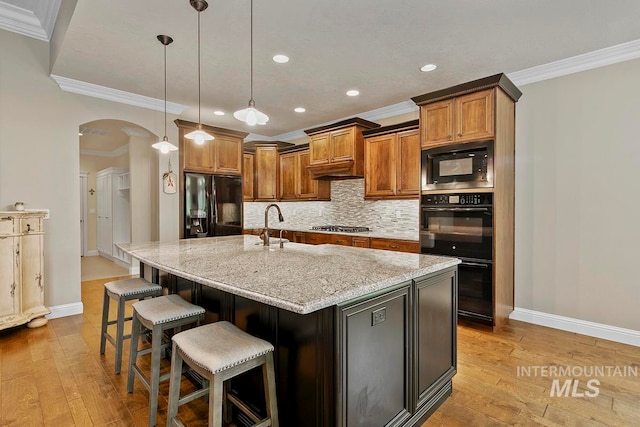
<box><xmin>80</xmin><ymin>171</ymin><xmax>89</xmax><ymax>256</ymax></box>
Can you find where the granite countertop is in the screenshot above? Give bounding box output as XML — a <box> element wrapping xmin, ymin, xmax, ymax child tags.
<box><xmin>267</xmin><ymin>225</ymin><xmax>419</xmax><ymax>242</ymax></box>
<box><xmin>118</xmin><ymin>235</ymin><xmax>458</xmax><ymax>315</ymax></box>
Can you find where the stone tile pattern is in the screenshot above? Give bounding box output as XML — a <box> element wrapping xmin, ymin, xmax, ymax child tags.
<box><xmin>118</xmin><ymin>236</ymin><xmax>458</xmax><ymax>314</ymax></box>
<box><xmin>244</xmin><ymin>179</ymin><xmax>419</xmax><ymax>239</ymax></box>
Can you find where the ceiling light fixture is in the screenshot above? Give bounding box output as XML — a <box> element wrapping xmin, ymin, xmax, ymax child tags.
<box><xmin>185</xmin><ymin>0</ymin><xmax>214</xmax><ymax>145</ymax></box>
<box><xmin>213</xmin><ymin>111</ymin><xmax>225</xmax><ymax>116</ymax></box>
<box><xmin>294</xmin><ymin>107</ymin><xmax>306</xmax><ymax>113</ymax></box>
<box><xmin>420</xmin><ymin>64</ymin><xmax>437</xmax><ymax>72</ymax></box>
<box><xmin>234</xmin><ymin>0</ymin><xmax>269</xmax><ymax>126</ymax></box>
<box><xmin>273</xmin><ymin>54</ymin><xmax>289</xmax><ymax>63</ymax></box>
<box><xmin>152</xmin><ymin>35</ymin><xmax>179</xmax><ymax>154</ymax></box>
<box><xmin>346</xmin><ymin>90</ymin><xmax>360</xmax><ymax>97</ymax></box>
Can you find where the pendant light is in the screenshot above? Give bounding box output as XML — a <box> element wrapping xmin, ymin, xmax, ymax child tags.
<box><xmin>152</xmin><ymin>35</ymin><xmax>179</xmax><ymax>154</ymax></box>
<box><xmin>185</xmin><ymin>0</ymin><xmax>214</xmax><ymax>144</ymax></box>
<box><xmin>234</xmin><ymin>0</ymin><xmax>269</xmax><ymax>126</ymax></box>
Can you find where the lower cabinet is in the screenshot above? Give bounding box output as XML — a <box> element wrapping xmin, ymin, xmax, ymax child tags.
<box><xmin>337</xmin><ymin>268</ymin><xmax>457</xmax><ymax>427</ymax></box>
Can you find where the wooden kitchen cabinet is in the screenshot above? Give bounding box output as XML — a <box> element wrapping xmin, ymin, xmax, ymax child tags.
<box><xmin>242</xmin><ymin>153</ymin><xmax>254</xmax><ymax>201</ymax></box>
<box><xmin>363</xmin><ymin>120</ymin><xmax>420</xmax><ymax>199</ymax></box>
<box><xmin>304</xmin><ymin>232</ymin><xmax>352</xmax><ymax>246</ymax></box>
<box><xmin>351</xmin><ymin>237</ymin><xmax>370</xmax><ymax>248</ymax></box>
<box><xmin>176</xmin><ymin>119</ymin><xmax>247</xmax><ymax>175</ymax></box>
<box><xmin>255</xmin><ymin>146</ymin><xmax>279</xmax><ymax>201</ymax></box>
<box><xmin>0</xmin><ymin>211</ymin><xmax>49</xmax><ymax>330</ymax></box>
<box><xmin>279</xmin><ymin>146</ymin><xmax>330</xmax><ymax>201</ymax></box>
<box><xmin>370</xmin><ymin>238</ymin><xmax>420</xmax><ymax>253</ymax></box>
<box><xmin>416</xmin><ymin>88</ymin><xmax>494</xmax><ymax>148</ymax></box>
<box><xmin>305</xmin><ymin>118</ymin><xmax>379</xmax><ymax>179</ymax></box>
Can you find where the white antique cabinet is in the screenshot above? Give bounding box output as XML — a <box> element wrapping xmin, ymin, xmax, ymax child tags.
<box><xmin>0</xmin><ymin>211</ymin><xmax>49</xmax><ymax>330</ymax></box>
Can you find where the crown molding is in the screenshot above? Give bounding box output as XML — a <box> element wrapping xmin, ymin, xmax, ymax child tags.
<box><xmin>508</xmin><ymin>38</ymin><xmax>640</xmax><ymax>86</ymax></box>
<box><xmin>120</xmin><ymin>126</ymin><xmax>151</xmax><ymax>138</ymax></box>
<box><xmin>271</xmin><ymin>100</ymin><xmax>418</xmax><ymax>142</ymax></box>
<box><xmin>80</xmin><ymin>144</ymin><xmax>129</xmax><ymax>158</ymax></box>
<box><xmin>0</xmin><ymin>0</ymin><xmax>60</xmax><ymax>42</ymax></box>
<box><xmin>50</xmin><ymin>74</ymin><xmax>188</xmax><ymax>115</ymax></box>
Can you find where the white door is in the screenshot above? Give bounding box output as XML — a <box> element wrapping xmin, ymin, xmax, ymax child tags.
<box><xmin>80</xmin><ymin>173</ymin><xmax>88</xmax><ymax>256</ymax></box>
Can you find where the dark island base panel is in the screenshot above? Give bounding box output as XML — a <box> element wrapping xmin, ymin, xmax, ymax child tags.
<box><xmin>142</xmin><ymin>264</ymin><xmax>456</xmax><ymax>427</ymax></box>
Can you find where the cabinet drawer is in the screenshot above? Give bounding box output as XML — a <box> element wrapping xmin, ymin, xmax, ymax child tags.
<box><xmin>0</xmin><ymin>216</ymin><xmax>16</xmax><ymax>235</ymax></box>
<box><xmin>304</xmin><ymin>232</ymin><xmax>352</xmax><ymax>246</ymax></box>
<box><xmin>351</xmin><ymin>237</ymin><xmax>370</xmax><ymax>248</ymax></box>
<box><xmin>370</xmin><ymin>238</ymin><xmax>419</xmax><ymax>253</ymax></box>
<box><xmin>21</xmin><ymin>218</ymin><xmax>42</xmax><ymax>234</ymax></box>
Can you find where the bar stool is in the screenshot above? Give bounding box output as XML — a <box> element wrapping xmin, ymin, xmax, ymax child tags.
<box><xmin>166</xmin><ymin>321</ymin><xmax>279</xmax><ymax>427</ymax></box>
<box><xmin>100</xmin><ymin>277</ymin><xmax>163</xmax><ymax>374</ymax></box>
<box><xmin>127</xmin><ymin>294</ymin><xmax>206</xmax><ymax>427</ymax></box>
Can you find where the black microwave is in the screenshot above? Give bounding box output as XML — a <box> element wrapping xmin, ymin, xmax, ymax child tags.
<box><xmin>421</xmin><ymin>140</ymin><xmax>494</xmax><ymax>190</ymax></box>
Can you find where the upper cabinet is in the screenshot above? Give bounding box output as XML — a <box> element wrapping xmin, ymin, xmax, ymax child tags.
<box><xmin>305</xmin><ymin>118</ymin><xmax>379</xmax><ymax>179</ymax></box>
<box><xmin>242</xmin><ymin>153</ymin><xmax>254</xmax><ymax>201</ymax></box>
<box><xmin>254</xmin><ymin>146</ymin><xmax>279</xmax><ymax>201</ymax></box>
<box><xmin>363</xmin><ymin>120</ymin><xmax>420</xmax><ymax>199</ymax></box>
<box><xmin>418</xmin><ymin>89</ymin><xmax>494</xmax><ymax>149</ymax></box>
<box><xmin>175</xmin><ymin>120</ymin><xmax>247</xmax><ymax>175</ymax></box>
<box><xmin>279</xmin><ymin>145</ymin><xmax>330</xmax><ymax>201</ymax></box>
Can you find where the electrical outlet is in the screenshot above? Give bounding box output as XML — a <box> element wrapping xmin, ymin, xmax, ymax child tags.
<box><xmin>372</xmin><ymin>307</ymin><xmax>386</xmax><ymax>326</ymax></box>
<box><xmin>318</xmin><ymin>209</ymin><xmax>323</xmax><ymax>217</ymax></box>
<box><xmin>395</xmin><ymin>210</ymin><xmax>402</xmax><ymax>219</ymax></box>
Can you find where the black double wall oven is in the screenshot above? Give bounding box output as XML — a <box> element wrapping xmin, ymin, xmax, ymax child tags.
<box><xmin>420</xmin><ymin>141</ymin><xmax>496</xmax><ymax>324</ymax></box>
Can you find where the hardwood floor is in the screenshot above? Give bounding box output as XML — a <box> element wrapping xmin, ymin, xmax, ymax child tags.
<box><xmin>1</xmin><ymin>276</ymin><xmax>639</xmax><ymax>426</ymax></box>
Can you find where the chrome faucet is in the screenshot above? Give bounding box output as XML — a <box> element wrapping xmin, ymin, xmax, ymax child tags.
<box><xmin>262</xmin><ymin>203</ymin><xmax>284</xmax><ymax>246</ymax></box>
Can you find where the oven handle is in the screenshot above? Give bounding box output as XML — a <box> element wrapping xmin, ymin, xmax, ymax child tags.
<box><xmin>422</xmin><ymin>207</ymin><xmax>490</xmax><ymax>212</ymax></box>
<box><xmin>460</xmin><ymin>261</ymin><xmax>490</xmax><ymax>269</ymax></box>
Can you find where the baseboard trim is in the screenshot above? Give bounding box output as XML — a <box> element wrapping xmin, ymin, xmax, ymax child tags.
<box><xmin>46</xmin><ymin>302</ymin><xmax>84</xmax><ymax>319</ymax></box>
<box><xmin>510</xmin><ymin>307</ymin><xmax>640</xmax><ymax>347</ymax></box>
<box><xmin>85</xmin><ymin>250</ymin><xmax>99</xmax><ymax>256</ymax></box>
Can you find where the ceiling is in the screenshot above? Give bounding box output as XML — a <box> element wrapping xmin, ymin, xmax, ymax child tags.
<box><xmin>5</xmin><ymin>0</ymin><xmax>640</xmax><ymax>139</ymax></box>
<box><xmin>79</xmin><ymin>119</ymin><xmax>152</xmax><ymax>154</ymax></box>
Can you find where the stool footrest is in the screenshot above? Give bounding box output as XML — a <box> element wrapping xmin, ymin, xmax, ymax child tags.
<box><xmin>227</xmin><ymin>393</ymin><xmax>264</xmax><ymax>425</ymax></box>
<box><xmin>177</xmin><ymin>386</ymin><xmax>209</xmax><ymax>407</ymax></box>
<box><xmin>106</xmin><ymin>316</ymin><xmax>132</xmax><ymax>326</ymax></box>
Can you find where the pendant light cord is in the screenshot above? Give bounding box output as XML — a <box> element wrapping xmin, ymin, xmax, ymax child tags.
<box><xmin>250</xmin><ymin>0</ymin><xmax>253</xmax><ymax>102</ymax></box>
<box><xmin>197</xmin><ymin>9</ymin><xmax>202</xmax><ymax>126</ymax></box>
<box><xmin>163</xmin><ymin>43</ymin><xmax>167</xmax><ymax>138</ymax></box>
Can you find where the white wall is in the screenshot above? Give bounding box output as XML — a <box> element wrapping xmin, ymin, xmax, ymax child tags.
<box><xmin>515</xmin><ymin>58</ymin><xmax>640</xmax><ymax>331</ymax></box>
<box><xmin>0</xmin><ymin>30</ymin><xmax>179</xmax><ymax>309</ymax></box>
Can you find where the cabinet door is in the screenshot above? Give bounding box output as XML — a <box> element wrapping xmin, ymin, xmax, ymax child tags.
<box><xmin>297</xmin><ymin>151</ymin><xmax>326</xmax><ymax>200</ymax></box>
<box><xmin>421</xmin><ymin>99</ymin><xmax>454</xmax><ymax>148</ymax></box>
<box><xmin>455</xmin><ymin>89</ymin><xmax>494</xmax><ymax>142</ymax></box>
<box><xmin>396</xmin><ymin>129</ymin><xmax>420</xmax><ymax>196</ymax></box>
<box><xmin>255</xmin><ymin>147</ymin><xmax>278</xmax><ymax>200</ymax></box>
<box><xmin>279</xmin><ymin>152</ymin><xmax>297</xmax><ymax>200</ymax></box>
<box><xmin>20</xmin><ymin>233</ymin><xmax>45</xmax><ymax>315</ymax></box>
<box><xmin>309</xmin><ymin>133</ymin><xmax>330</xmax><ymax>164</ymax></box>
<box><xmin>0</xmin><ymin>236</ymin><xmax>19</xmax><ymax>319</ymax></box>
<box><xmin>338</xmin><ymin>284</ymin><xmax>411</xmax><ymax>427</ymax></box>
<box><xmin>414</xmin><ymin>270</ymin><xmax>456</xmax><ymax>409</ymax></box>
<box><xmin>183</xmin><ymin>138</ymin><xmax>215</xmax><ymax>172</ymax></box>
<box><xmin>351</xmin><ymin>237</ymin><xmax>370</xmax><ymax>248</ymax></box>
<box><xmin>242</xmin><ymin>153</ymin><xmax>254</xmax><ymax>201</ymax></box>
<box><xmin>214</xmin><ymin>136</ymin><xmax>243</xmax><ymax>175</ymax></box>
<box><xmin>329</xmin><ymin>127</ymin><xmax>355</xmax><ymax>162</ymax></box>
<box><xmin>364</xmin><ymin>134</ymin><xmax>397</xmax><ymax>198</ymax></box>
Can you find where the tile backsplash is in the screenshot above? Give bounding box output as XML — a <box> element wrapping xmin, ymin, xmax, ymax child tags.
<box><xmin>244</xmin><ymin>179</ymin><xmax>419</xmax><ymax>238</ymax></box>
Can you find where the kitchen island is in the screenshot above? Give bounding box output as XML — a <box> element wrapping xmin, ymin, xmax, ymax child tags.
<box><xmin>118</xmin><ymin>235</ymin><xmax>459</xmax><ymax>427</ymax></box>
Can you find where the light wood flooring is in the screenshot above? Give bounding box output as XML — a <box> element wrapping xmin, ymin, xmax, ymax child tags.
<box><xmin>1</xmin><ymin>276</ymin><xmax>639</xmax><ymax>426</ymax></box>
<box><xmin>81</xmin><ymin>256</ymin><xmax>129</xmax><ymax>282</ymax></box>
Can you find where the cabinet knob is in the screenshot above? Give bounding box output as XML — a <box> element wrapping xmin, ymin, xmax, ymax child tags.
<box><xmin>390</xmin><ymin>245</ymin><xmax>399</xmax><ymax>249</ymax></box>
<box><xmin>457</xmin><ymin>133</ymin><xmax>462</xmax><ymax>137</ymax></box>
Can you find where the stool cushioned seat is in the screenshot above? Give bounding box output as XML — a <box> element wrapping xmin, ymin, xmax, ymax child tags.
<box><xmin>173</xmin><ymin>321</ymin><xmax>274</xmax><ymax>374</ymax></box>
<box><xmin>133</xmin><ymin>294</ymin><xmax>205</xmax><ymax>325</ymax></box>
<box><xmin>104</xmin><ymin>277</ymin><xmax>162</xmax><ymax>297</ymax></box>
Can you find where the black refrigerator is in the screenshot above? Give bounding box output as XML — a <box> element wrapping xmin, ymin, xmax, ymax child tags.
<box><xmin>184</xmin><ymin>173</ymin><xmax>243</xmax><ymax>238</ymax></box>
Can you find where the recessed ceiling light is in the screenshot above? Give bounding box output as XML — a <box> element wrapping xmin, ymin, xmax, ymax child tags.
<box><xmin>273</xmin><ymin>54</ymin><xmax>289</xmax><ymax>63</ymax></box>
<box><xmin>78</xmin><ymin>132</ymin><xmax>83</xmax><ymax>136</ymax></box>
<box><xmin>420</xmin><ymin>64</ymin><xmax>437</xmax><ymax>72</ymax></box>
<box><xmin>294</xmin><ymin>107</ymin><xmax>306</xmax><ymax>113</ymax></box>
<box><xmin>346</xmin><ymin>90</ymin><xmax>359</xmax><ymax>97</ymax></box>
<box><xmin>213</xmin><ymin>111</ymin><xmax>225</xmax><ymax>116</ymax></box>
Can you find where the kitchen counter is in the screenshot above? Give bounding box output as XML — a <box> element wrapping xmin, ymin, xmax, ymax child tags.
<box><xmin>118</xmin><ymin>235</ymin><xmax>458</xmax><ymax>427</ymax></box>
<box><xmin>118</xmin><ymin>235</ymin><xmax>457</xmax><ymax>314</ymax></box>
<box><xmin>274</xmin><ymin>225</ymin><xmax>419</xmax><ymax>241</ymax></box>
